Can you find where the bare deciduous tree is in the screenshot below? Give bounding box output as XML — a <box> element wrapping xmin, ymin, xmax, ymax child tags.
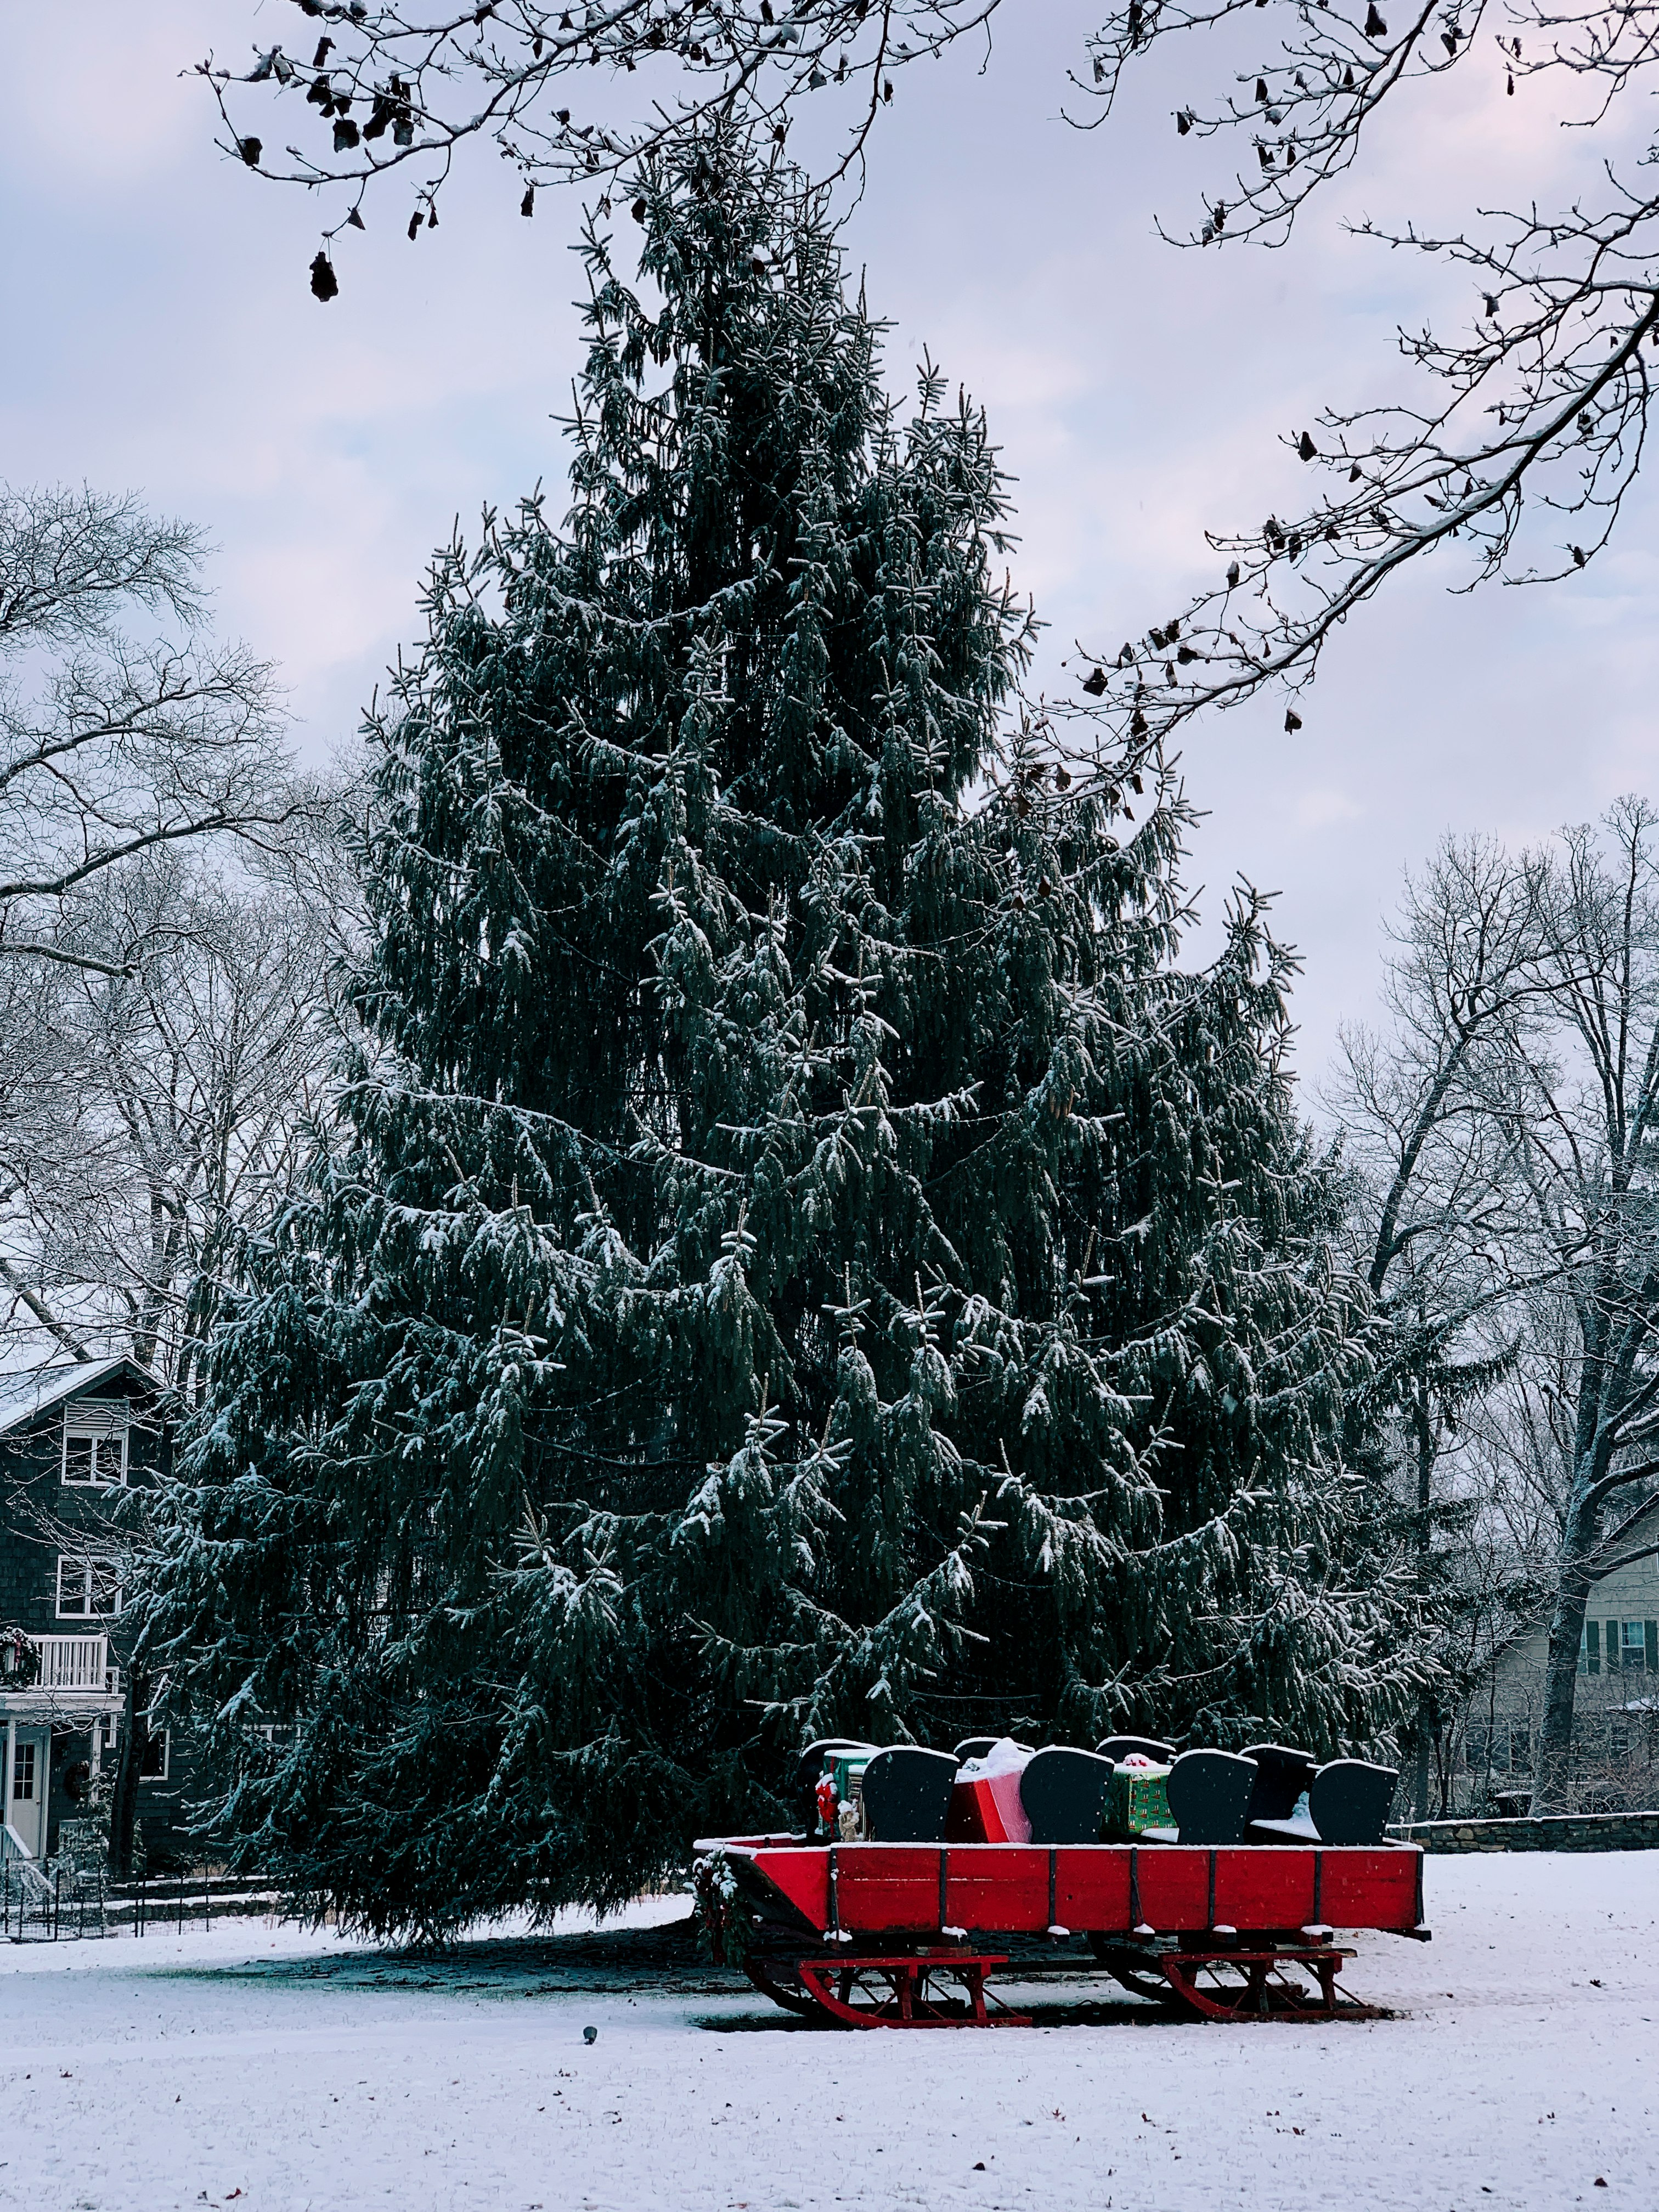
<box><xmin>198</xmin><ymin>0</ymin><xmax>992</xmax><ymax>274</ymax></box>
<box><xmin>1340</xmin><ymin>802</ymin><xmax>1659</xmax><ymax>1814</ymax></box>
<box><xmin>0</xmin><ymin>849</ymin><xmax>349</xmax><ymax>1393</ymax></box>
<box><xmin>0</xmin><ymin>484</ymin><xmax>302</xmax><ymax>978</ymax></box>
<box><xmin>194</xmin><ymin>6</ymin><xmax>1659</xmax><ymax>780</ymax></box>
<box><xmin>1332</xmin><ymin>835</ymin><xmax>1546</xmax><ymax>1813</ymax></box>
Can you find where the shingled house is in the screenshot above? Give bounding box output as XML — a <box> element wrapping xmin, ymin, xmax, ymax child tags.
<box><xmin>1471</xmin><ymin>1494</ymin><xmax>1659</xmax><ymax>1811</ymax></box>
<box><xmin>0</xmin><ymin>1357</ymin><xmax>193</xmax><ymax>1867</ymax></box>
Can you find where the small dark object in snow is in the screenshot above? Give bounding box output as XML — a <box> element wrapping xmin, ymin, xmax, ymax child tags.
<box><xmin>1591</xmin><ymin>1977</ymin><xmax>1603</xmax><ymax>1987</ymax></box>
<box><xmin>583</xmin><ymin>2024</ymin><xmax>598</xmax><ymax>2044</ymax></box>
<box><xmin>1595</xmin><ymin>2181</ymin><xmax>1608</xmax><ymax>2190</ymax></box>
<box><xmin>973</xmin><ymin>2162</ymin><xmax>986</xmax><ymax>2171</ymax></box>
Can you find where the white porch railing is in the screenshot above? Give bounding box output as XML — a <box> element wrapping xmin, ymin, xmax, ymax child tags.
<box><xmin>35</xmin><ymin>1635</ymin><xmax>116</xmax><ymax>1694</ymax></box>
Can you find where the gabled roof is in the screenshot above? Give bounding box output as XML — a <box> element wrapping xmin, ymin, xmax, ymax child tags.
<box><xmin>0</xmin><ymin>1356</ymin><xmax>158</xmax><ymax>1439</ymax></box>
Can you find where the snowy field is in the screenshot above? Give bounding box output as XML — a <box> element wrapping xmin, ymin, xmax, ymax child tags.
<box><xmin>1</xmin><ymin>1853</ymin><xmax>1654</xmax><ymax>2212</ymax></box>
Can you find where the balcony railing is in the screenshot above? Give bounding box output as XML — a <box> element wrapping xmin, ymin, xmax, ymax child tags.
<box><xmin>35</xmin><ymin>1635</ymin><xmax>116</xmax><ymax>1695</ymax></box>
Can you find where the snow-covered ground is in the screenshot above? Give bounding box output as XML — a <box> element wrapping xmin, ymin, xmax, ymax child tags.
<box><xmin>1</xmin><ymin>1854</ymin><xmax>1654</xmax><ymax>2211</ymax></box>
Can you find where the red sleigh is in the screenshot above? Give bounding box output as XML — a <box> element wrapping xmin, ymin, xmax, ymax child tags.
<box><xmin>696</xmin><ymin>1739</ymin><xmax>1427</xmax><ymax>2027</ymax></box>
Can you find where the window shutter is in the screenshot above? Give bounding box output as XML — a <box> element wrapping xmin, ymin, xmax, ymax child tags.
<box><xmin>1587</xmin><ymin>1618</ymin><xmax>1601</xmax><ymax>1675</ymax></box>
<box><xmin>1647</xmin><ymin>1622</ymin><xmax>1658</xmax><ymax>1672</ymax></box>
<box><xmin>1606</xmin><ymin>1622</ymin><xmax>1621</xmax><ymax>1672</ymax></box>
<box><xmin>65</xmin><ymin>1400</ymin><xmax>128</xmax><ymax>1438</ymax></box>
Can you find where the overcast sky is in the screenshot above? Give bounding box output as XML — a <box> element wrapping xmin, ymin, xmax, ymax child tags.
<box><xmin>5</xmin><ymin>4</ymin><xmax>1655</xmax><ymax>1089</ymax></box>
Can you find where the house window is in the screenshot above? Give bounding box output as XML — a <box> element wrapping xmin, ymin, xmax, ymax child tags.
<box><xmin>1507</xmin><ymin>1724</ymin><xmax>1533</xmax><ymax>1774</ymax></box>
<box><xmin>61</xmin><ymin>1407</ymin><xmax>129</xmax><ymax>1487</ymax></box>
<box><xmin>1621</xmin><ymin>1621</ymin><xmax>1649</xmax><ymax>1673</ymax></box>
<box><xmin>1611</xmin><ymin>1719</ymin><xmax>1631</xmax><ymax>1767</ymax></box>
<box><xmin>139</xmin><ymin>1730</ymin><xmax>170</xmax><ymax>1782</ymax></box>
<box><xmin>55</xmin><ymin>1554</ymin><xmax>121</xmax><ymax>1618</ymax></box>
<box><xmin>12</xmin><ymin>1739</ymin><xmax>35</xmax><ymax>1802</ymax></box>
<box><xmin>1582</xmin><ymin>1621</ymin><xmax>1602</xmax><ymax>1676</ymax></box>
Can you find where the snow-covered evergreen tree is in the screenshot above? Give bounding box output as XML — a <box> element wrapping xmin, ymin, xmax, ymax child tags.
<box><xmin>140</xmin><ymin>129</ymin><xmax>1419</xmax><ymax>1932</ymax></box>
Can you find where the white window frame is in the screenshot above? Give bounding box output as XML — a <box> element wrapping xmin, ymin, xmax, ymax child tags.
<box><xmin>61</xmin><ymin>1409</ymin><xmax>129</xmax><ymax>1488</ymax></box>
<box><xmin>11</xmin><ymin>1736</ymin><xmax>36</xmax><ymax>1803</ymax></box>
<box><xmin>55</xmin><ymin>1553</ymin><xmax>122</xmax><ymax>1620</ymax></box>
<box><xmin>1621</xmin><ymin>1620</ymin><xmax>1648</xmax><ymax>1672</ymax></box>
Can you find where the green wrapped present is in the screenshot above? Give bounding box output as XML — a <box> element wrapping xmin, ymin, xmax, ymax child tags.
<box><xmin>1104</xmin><ymin>1762</ymin><xmax>1172</xmax><ymax>1838</ymax></box>
<box><xmin>831</xmin><ymin>1752</ymin><xmax>873</xmax><ymax>1803</ymax></box>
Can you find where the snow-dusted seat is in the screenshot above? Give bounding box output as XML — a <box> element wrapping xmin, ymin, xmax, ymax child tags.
<box><xmin>1140</xmin><ymin>1749</ymin><xmax>1258</xmax><ymax>1845</ymax></box>
<box><xmin>953</xmin><ymin>1736</ymin><xmax>1000</xmax><ymax>1763</ymax></box>
<box><xmin>860</xmin><ymin>1747</ymin><xmax>960</xmax><ymax>1842</ymax></box>
<box><xmin>1018</xmin><ymin>1746</ymin><xmax>1116</xmax><ymax>1844</ymax></box>
<box><xmin>795</xmin><ymin>1739</ymin><xmax>875</xmax><ymax>1793</ymax></box>
<box><xmin>1095</xmin><ymin>1734</ymin><xmax>1178</xmax><ymax>1766</ymax></box>
<box><xmin>1251</xmin><ymin>1758</ymin><xmax>1398</xmax><ymax>1846</ymax></box>
<box><xmin>1312</xmin><ymin>1759</ymin><xmax>1398</xmax><ymax>1846</ymax></box>
<box><xmin>1242</xmin><ymin>1743</ymin><xmax>1318</xmax><ymax>1835</ymax></box>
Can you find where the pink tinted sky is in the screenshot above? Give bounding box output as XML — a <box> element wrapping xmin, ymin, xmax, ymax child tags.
<box><xmin>3</xmin><ymin>3</ymin><xmax>1654</xmax><ymax>1085</ymax></box>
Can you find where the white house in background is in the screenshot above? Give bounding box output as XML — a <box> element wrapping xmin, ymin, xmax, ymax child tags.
<box><xmin>1477</xmin><ymin>1494</ymin><xmax>1659</xmax><ymax>1807</ymax></box>
<box><xmin>0</xmin><ymin>1357</ymin><xmax>188</xmax><ymax>1864</ymax></box>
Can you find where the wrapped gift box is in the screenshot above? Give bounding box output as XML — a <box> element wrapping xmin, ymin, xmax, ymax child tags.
<box><xmin>1104</xmin><ymin>1763</ymin><xmax>1171</xmax><ymax>1838</ymax></box>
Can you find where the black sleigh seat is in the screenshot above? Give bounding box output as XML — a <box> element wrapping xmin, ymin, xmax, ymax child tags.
<box><xmin>1141</xmin><ymin>1749</ymin><xmax>1259</xmax><ymax>1846</ymax></box>
<box><xmin>1251</xmin><ymin>1757</ymin><xmax>1400</xmax><ymax>1847</ymax></box>
<box><xmin>1018</xmin><ymin>1746</ymin><xmax>1117</xmax><ymax>1844</ymax></box>
<box><xmin>953</xmin><ymin>1736</ymin><xmax>1000</xmax><ymax>1763</ymax></box>
<box><xmin>795</xmin><ymin>1738</ymin><xmax>876</xmax><ymax>1792</ymax></box>
<box><xmin>1242</xmin><ymin>1742</ymin><xmax>1318</xmax><ymax>1832</ymax></box>
<box><xmin>1095</xmin><ymin>1735</ymin><xmax>1178</xmax><ymax>1766</ymax></box>
<box><xmin>1310</xmin><ymin>1759</ymin><xmax>1398</xmax><ymax>1846</ymax></box>
<box><xmin>859</xmin><ymin>1747</ymin><xmax>960</xmax><ymax>1842</ymax></box>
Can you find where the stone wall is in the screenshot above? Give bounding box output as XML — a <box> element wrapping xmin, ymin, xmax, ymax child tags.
<box><xmin>1390</xmin><ymin>1810</ymin><xmax>1659</xmax><ymax>1852</ymax></box>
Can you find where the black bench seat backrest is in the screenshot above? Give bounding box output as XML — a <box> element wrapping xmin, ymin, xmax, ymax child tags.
<box><xmin>1164</xmin><ymin>1750</ymin><xmax>1259</xmax><ymax>1844</ymax></box>
<box><xmin>859</xmin><ymin>1747</ymin><xmax>961</xmax><ymax>1842</ymax></box>
<box><xmin>1241</xmin><ymin>1742</ymin><xmax>1318</xmax><ymax>1825</ymax></box>
<box><xmin>794</xmin><ymin>1738</ymin><xmax>876</xmax><ymax>1795</ymax></box>
<box><xmin>953</xmin><ymin>1736</ymin><xmax>1000</xmax><ymax>1763</ymax></box>
<box><xmin>1094</xmin><ymin>1735</ymin><xmax>1179</xmax><ymax>1766</ymax></box>
<box><xmin>1019</xmin><ymin>1747</ymin><xmax>1118</xmax><ymax>1844</ymax></box>
<box><xmin>1308</xmin><ymin>1759</ymin><xmax>1399</xmax><ymax>1846</ymax></box>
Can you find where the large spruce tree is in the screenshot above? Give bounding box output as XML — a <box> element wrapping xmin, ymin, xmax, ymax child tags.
<box><xmin>141</xmin><ymin>129</ymin><xmax>1419</xmax><ymax>1933</ymax></box>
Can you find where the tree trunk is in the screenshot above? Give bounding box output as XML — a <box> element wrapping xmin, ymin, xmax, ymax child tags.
<box><xmin>1532</xmin><ymin>1537</ymin><xmax>1592</xmax><ymax>1814</ymax></box>
<box><xmin>1412</xmin><ymin>1360</ymin><xmax>1435</xmax><ymax>1821</ymax></box>
<box><xmin>109</xmin><ymin>1666</ymin><xmax>150</xmax><ymax>1880</ymax></box>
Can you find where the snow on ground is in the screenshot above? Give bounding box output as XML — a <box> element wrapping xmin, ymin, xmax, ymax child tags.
<box><xmin>1</xmin><ymin>1853</ymin><xmax>1654</xmax><ymax>2212</ymax></box>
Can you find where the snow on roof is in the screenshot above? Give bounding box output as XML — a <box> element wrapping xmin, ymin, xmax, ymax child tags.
<box><xmin>0</xmin><ymin>1356</ymin><xmax>154</xmax><ymax>1438</ymax></box>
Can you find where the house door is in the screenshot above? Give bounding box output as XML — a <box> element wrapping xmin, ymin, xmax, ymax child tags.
<box><xmin>8</xmin><ymin>1727</ymin><xmax>48</xmax><ymax>1857</ymax></box>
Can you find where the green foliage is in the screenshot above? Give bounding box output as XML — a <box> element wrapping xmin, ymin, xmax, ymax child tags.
<box><xmin>138</xmin><ymin>128</ymin><xmax>1420</xmax><ymax>1936</ymax></box>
